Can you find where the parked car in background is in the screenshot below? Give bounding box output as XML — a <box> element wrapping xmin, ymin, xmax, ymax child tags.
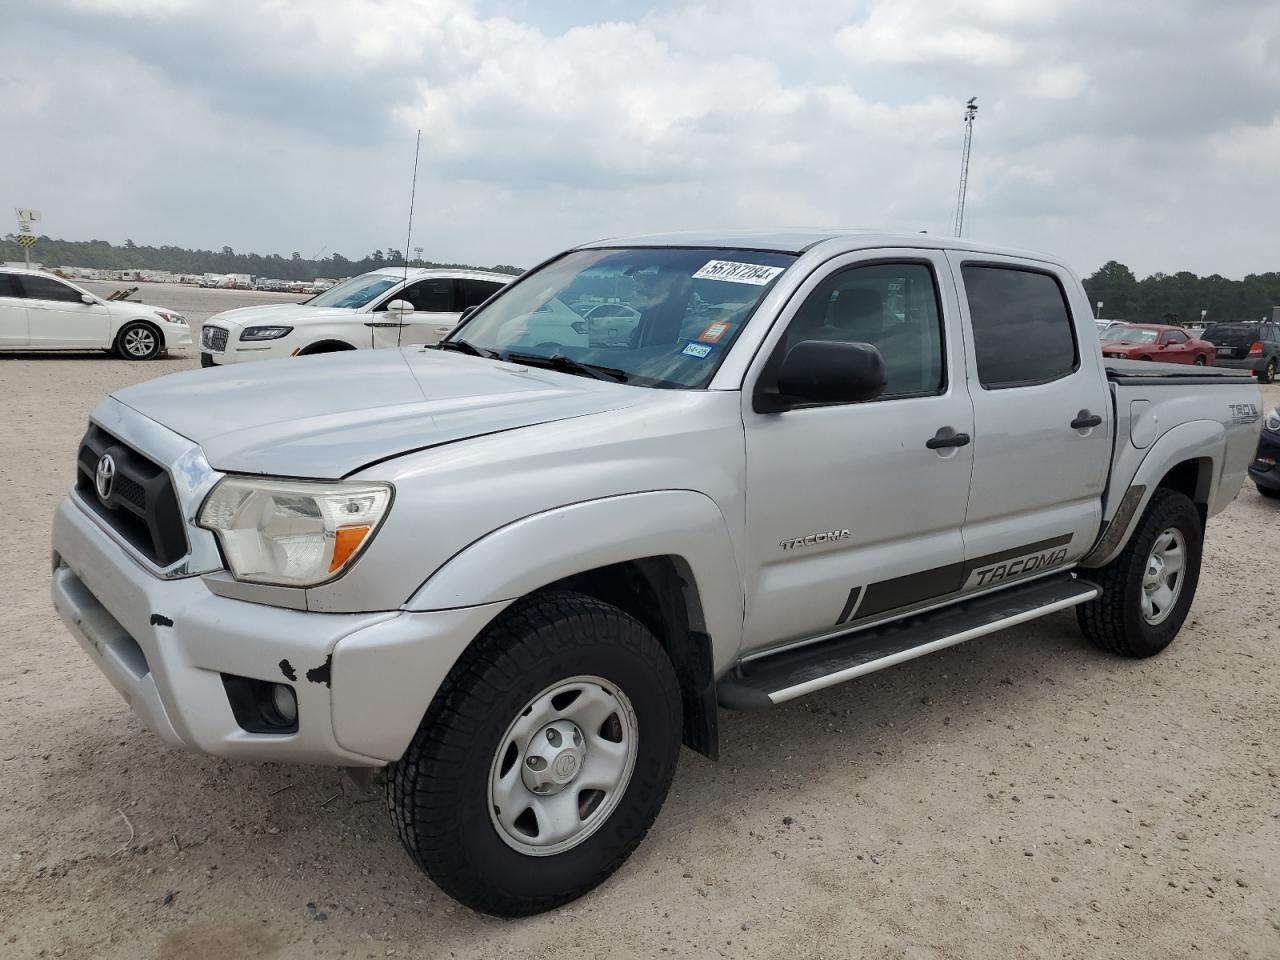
<box><xmin>1094</xmin><ymin>318</ymin><xmax>1116</xmax><ymax>335</ymax></box>
<box><xmin>1249</xmin><ymin>404</ymin><xmax>1280</xmax><ymax>499</ymax></box>
<box><xmin>0</xmin><ymin>267</ymin><xmax>190</xmax><ymax>359</ymax></box>
<box><xmin>1201</xmin><ymin>321</ymin><xmax>1280</xmax><ymax>383</ymax></box>
<box><xmin>199</xmin><ymin>267</ymin><xmax>512</xmax><ymax>366</ymax></box>
<box><xmin>1100</xmin><ymin>323</ymin><xmax>1214</xmax><ymax>365</ymax></box>
<box><xmin>584</xmin><ymin>302</ymin><xmax>641</xmax><ymax>346</ymax></box>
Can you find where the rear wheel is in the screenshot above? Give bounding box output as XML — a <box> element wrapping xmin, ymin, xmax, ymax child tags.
<box><xmin>115</xmin><ymin>321</ymin><xmax>162</xmax><ymax>360</ymax></box>
<box><xmin>1260</xmin><ymin>358</ymin><xmax>1277</xmax><ymax>384</ymax></box>
<box><xmin>1076</xmin><ymin>489</ymin><xmax>1202</xmax><ymax>657</ymax></box>
<box><xmin>387</xmin><ymin>592</ymin><xmax>682</xmax><ymax>917</ymax></box>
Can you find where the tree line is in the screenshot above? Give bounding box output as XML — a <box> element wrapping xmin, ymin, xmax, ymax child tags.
<box><xmin>0</xmin><ymin>235</ymin><xmax>522</xmax><ymax>281</ymax></box>
<box><xmin>1082</xmin><ymin>261</ymin><xmax>1280</xmax><ymax>325</ymax></box>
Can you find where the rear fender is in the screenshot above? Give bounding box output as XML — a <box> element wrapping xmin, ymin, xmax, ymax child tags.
<box><xmin>406</xmin><ymin>490</ymin><xmax>745</xmax><ymax>674</ymax></box>
<box><xmin>1082</xmin><ymin>419</ymin><xmax>1223</xmax><ymax>568</ymax></box>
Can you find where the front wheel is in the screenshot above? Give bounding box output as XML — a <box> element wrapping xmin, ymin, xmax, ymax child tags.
<box><xmin>387</xmin><ymin>592</ymin><xmax>682</xmax><ymax>916</ymax></box>
<box><xmin>1193</xmin><ymin>355</ymin><xmax>1207</xmax><ymax>366</ymax></box>
<box><xmin>115</xmin><ymin>321</ymin><xmax>163</xmax><ymax>360</ymax></box>
<box><xmin>1258</xmin><ymin>483</ymin><xmax>1280</xmax><ymax>500</ymax></box>
<box><xmin>1076</xmin><ymin>489</ymin><xmax>1202</xmax><ymax>657</ymax></box>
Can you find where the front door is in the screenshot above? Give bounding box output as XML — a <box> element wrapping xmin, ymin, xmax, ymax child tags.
<box><xmin>0</xmin><ymin>273</ymin><xmax>28</xmax><ymax>347</ymax></box>
<box><xmin>1155</xmin><ymin>329</ymin><xmax>1189</xmax><ymax>363</ymax></box>
<box><xmin>948</xmin><ymin>254</ymin><xmax>1112</xmax><ymax>586</ymax></box>
<box><xmin>369</xmin><ymin>277</ymin><xmax>460</xmax><ymax>348</ymax></box>
<box><xmin>18</xmin><ymin>274</ymin><xmax>109</xmax><ymax>348</ymax></box>
<box><xmin>741</xmin><ymin>251</ymin><xmax>975</xmax><ymax>655</ymax></box>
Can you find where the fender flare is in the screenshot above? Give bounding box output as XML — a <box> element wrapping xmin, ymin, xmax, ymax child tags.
<box><xmin>406</xmin><ymin>489</ymin><xmax>746</xmax><ymax>674</ymax></box>
<box><xmin>1082</xmin><ymin>418</ymin><xmax>1223</xmax><ymax>568</ymax></box>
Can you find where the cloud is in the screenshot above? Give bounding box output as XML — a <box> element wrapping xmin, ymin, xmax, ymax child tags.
<box><xmin>3</xmin><ymin>0</ymin><xmax>1279</xmax><ymax>278</ymax></box>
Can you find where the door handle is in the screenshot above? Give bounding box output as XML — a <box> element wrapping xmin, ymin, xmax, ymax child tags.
<box><xmin>925</xmin><ymin>429</ymin><xmax>971</xmax><ymax>450</ymax></box>
<box><xmin>1071</xmin><ymin>411</ymin><xmax>1103</xmax><ymax>429</ymax></box>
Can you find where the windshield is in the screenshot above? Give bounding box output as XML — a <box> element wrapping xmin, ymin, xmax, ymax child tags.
<box><xmin>1201</xmin><ymin>324</ymin><xmax>1255</xmax><ymax>346</ymax></box>
<box><xmin>447</xmin><ymin>247</ymin><xmax>795</xmax><ymax>388</ymax></box>
<box><xmin>1103</xmin><ymin>325</ymin><xmax>1158</xmax><ymax>343</ymax></box>
<box><xmin>304</xmin><ymin>273</ymin><xmax>399</xmax><ymax>309</ymax></box>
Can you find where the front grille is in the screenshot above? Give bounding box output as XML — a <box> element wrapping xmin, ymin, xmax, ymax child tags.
<box><xmin>75</xmin><ymin>424</ymin><xmax>189</xmax><ymax>568</ymax></box>
<box><xmin>201</xmin><ymin>325</ymin><xmax>229</xmax><ymax>352</ymax></box>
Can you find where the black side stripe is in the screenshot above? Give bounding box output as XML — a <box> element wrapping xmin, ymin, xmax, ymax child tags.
<box><xmin>835</xmin><ymin>534</ymin><xmax>1074</xmax><ymax>625</ymax></box>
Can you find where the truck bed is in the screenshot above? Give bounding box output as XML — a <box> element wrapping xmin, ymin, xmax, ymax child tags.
<box><xmin>1105</xmin><ymin>358</ymin><xmax>1254</xmax><ymax>384</ymax></box>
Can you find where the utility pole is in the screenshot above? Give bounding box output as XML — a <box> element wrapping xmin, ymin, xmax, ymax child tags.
<box><xmin>953</xmin><ymin>97</ymin><xmax>978</xmax><ymax>237</ymax></box>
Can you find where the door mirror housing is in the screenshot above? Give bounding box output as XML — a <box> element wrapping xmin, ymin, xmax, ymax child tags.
<box><xmin>458</xmin><ymin>305</ymin><xmax>479</xmax><ymax>323</ymax></box>
<box><xmin>80</xmin><ymin>293</ymin><xmax>96</xmax><ymax>305</ymax></box>
<box><xmin>759</xmin><ymin>339</ymin><xmax>887</xmax><ymax>412</ymax></box>
<box><xmin>385</xmin><ymin>299</ymin><xmax>414</xmax><ymax>317</ymax></box>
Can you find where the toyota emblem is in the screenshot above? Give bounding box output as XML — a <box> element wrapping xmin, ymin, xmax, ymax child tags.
<box><xmin>95</xmin><ymin>454</ymin><xmax>116</xmax><ymax>502</ymax></box>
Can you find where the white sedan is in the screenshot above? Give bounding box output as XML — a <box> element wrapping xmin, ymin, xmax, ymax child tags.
<box><xmin>0</xmin><ymin>267</ymin><xmax>191</xmax><ymax>360</ymax></box>
<box><xmin>199</xmin><ymin>267</ymin><xmax>512</xmax><ymax>366</ymax></box>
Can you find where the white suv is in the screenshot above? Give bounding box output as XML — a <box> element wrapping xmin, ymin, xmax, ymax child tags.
<box><xmin>0</xmin><ymin>268</ymin><xmax>191</xmax><ymax>360</ymax></box>
<box><xmin>199</xmin><ymin>267</ymin><xmax>512</xmax><ymax>366</ymax></box>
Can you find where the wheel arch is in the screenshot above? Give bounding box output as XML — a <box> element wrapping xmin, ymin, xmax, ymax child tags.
<box><xmin>406</xmin><ymin>490</ymin><xmax>747</xmax><ymax>760</ymax></box>
<box><xmin>297</xmin><ymin>338</ymin><xmax>357</xmax><ymax>355</ymax></box>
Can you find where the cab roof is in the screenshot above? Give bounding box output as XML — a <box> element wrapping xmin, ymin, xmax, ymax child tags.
<box><xmin>577</xmin><ymin>228</ymin><xmax>1065</xmax><ymax>265</ymax></box>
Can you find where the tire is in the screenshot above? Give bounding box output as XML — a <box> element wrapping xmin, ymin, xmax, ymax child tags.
<box><xmin>1258</xmin><ymin>483</ymin><xmax>1280</xmax><ymax>500</ymax></box>
<box><xmin>114</xmin><ymin>321</ymin><xmax>163</xmax><ymax>360</ymax></box>
<box><xmin>1076</xmin><ymin>488</ymin><xmax>1202</xmax><ymax>657</ymax></box>
<box><xmin>1260</xmin><ymin>358</ymin><xmax>1277</xmax><ymax>385</ymax></box>
<box><xmin>387</xmin><ymin>592</ymin><xmax>682</xmax><ymax>917</ymax></box>
<box><xmin>1193</xmin><ymin>356</ymin><xmax>1206</xmax><ymax>366</ymax></box>
<box><xmin>1138</xmin><ymin>355</ymin><xmax>1153</xmax><ymax>362</ymax></box>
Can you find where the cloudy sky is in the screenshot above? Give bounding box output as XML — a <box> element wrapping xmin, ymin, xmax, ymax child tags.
<box><xmin>3</xmin><ymin>0</ymin><xmax>1278</xmax><ymax>276</ymax></box>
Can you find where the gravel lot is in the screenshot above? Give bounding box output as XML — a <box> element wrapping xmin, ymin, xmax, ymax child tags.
<box><xmin>2</xmin><ymin>285</ymin><xmax>1278</xmax><ymax>958</ymax></box>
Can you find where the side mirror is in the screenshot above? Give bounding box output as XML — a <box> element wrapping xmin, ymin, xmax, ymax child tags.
<box><xmin>458</xmin><ymin>305</ymin><xmax>478</xmax><ymax>323</ymax></box>
<box><xmin>385</xmin><ymin>299</ymin><xmax>414</xmax><ymax>317</ymax></box>
<box><xmin>80</xmin><ymin>293</ymin><xmax>96</xmax><ymax>305</ymax></box>
<box><xmin>762</xmin><ymin>339</ymin><xmax>886</xmax><ymax>411</ymax></box>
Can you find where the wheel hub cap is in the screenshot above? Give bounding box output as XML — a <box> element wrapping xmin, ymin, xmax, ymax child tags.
<box><xmin>487</xmin><ymin>676</ymin><xmax>638</xmax><ymax>857</ymax></box>
<box><xmin>1141</xmin><ymin>527</ymin><xmax>1186</xmax><ymax>625</ymax></box>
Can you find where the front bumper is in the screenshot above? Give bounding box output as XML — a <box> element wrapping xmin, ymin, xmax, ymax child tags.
<box><xmin>52</xmin><ymin>495</ymin><xmax>505</xmax><ymax>765</ymax></box>
<box><xmin>1248</xmin><ymin>432</ymin><xmax>1280</xmax><ymax>490</ymax></box>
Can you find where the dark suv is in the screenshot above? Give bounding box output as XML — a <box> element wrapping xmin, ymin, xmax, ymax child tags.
<box><xmin>1250</xmin><ymin>405</ymin><xmax>1280</xmax><ymax>500</ymax></box>
<box><xmin>1201</xmin><ymin>321</ymin><xmax>1280</xmax><ymax>383</ymax></box>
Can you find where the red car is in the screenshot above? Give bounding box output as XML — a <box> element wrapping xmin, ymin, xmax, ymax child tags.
<box><xmin>1100</xmin><ymin>323</ymin><xmax>1215</xmax><ymax>365</ymax></box>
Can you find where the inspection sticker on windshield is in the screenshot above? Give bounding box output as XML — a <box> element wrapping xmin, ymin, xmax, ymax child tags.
<box><xmin>692</xmin><ymin>260</ymin><xmax>785</xmax><ymax>285</ymax></box>
<box><xmin>697</xmin><ymin>321</ymin><xmax>731</xmax><ymax>343</ymax></box>
<box><xmin>682</xmin><ymin>342</ymin><xmax>713</xmax><ymax>359</ymax></box>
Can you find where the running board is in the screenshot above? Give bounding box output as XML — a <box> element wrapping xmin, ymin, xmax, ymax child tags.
<box><xmin>718</xmin><ymin>574</ymin><xmax>1099</xmax><ymax>708</ymax></box>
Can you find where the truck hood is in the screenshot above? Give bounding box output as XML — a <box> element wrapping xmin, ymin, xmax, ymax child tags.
<box><xmin>109</xmin><ymin>348</ymin><xmax>644</xmax><ymax>478</ymax></box>
<box><xmin>206</xmin><ymin>303</ymin><xmax>357</xmax><ymax>328</ymax></box>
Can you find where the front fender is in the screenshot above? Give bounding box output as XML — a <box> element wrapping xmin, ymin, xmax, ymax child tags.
<box><xmin>406</xmin><ymin>489</ymin><xmax>746</xmax><ymax>673</ymax></box>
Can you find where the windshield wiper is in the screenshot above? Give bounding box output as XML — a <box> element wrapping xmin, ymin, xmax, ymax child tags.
<box><xmin>501</xmin><ymin>351</ymin><xmax>630</xmax><ymax>383</ymax></box>
<box><xmin>434</xmin><ymin>339</ymin><xmax>498</xmax><ymax>359</ymax></box>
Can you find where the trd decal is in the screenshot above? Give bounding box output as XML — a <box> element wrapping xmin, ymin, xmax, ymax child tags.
<box><xmin>1228</xmin><ymin>403</ymin><xmax>1259</xmax><ymax>425</ymax></box>
<box><xmin>834</xmin><ymin>534</ymin><xmax>1074</xmax><ymax>625</ymax></box>
<box><xmin>781</xmin><ymin>529</ymin><xmax>850</xmax><ymax>551</ymax></box>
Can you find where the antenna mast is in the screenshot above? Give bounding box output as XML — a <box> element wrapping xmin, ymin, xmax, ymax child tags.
<box><xmin>398</xmin><ymin>129</ymin><xmax>422</xmax><ymax>348</ymax></box>
<box><xmin>953</xmin><ymin>97</ymin><xmax>978</xmax><ymax>237</ymax></box>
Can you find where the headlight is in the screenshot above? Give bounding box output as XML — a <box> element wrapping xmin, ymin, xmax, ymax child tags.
<box><xmin>198</xmin><ymin>477</ymin><xmax>393</xmax><ymax>586</ymax></box>
<box><xmin>1265</xmin><ymin>410</ymin><xmax>1280</xmax><ymax>433</ymax></box>
<box><xmin>155</xmin><ymin>311</ymin><xmax>188</xmax><ymax>325</ymax></box>
<box><xmin>241</xmin><ymin>325</ymin><xmax>294</xmax><ymax>341</ymax></box>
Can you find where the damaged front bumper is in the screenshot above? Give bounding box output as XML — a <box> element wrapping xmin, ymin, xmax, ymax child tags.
<box><xmin>51</xmin><ymin>494</ymin><xmax>505</xmax><ymax>766</ymax></box>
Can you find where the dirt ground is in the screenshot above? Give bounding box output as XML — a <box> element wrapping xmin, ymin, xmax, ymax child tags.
<box><xmin>1</xmin><ymin>286</ymin><xmax>1278</xmax><ymax>959</ymax></box>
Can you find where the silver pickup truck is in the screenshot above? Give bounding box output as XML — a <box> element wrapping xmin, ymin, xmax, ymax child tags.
<box><xmin>51</xmin><ymin>231</ymin><xmax>1261</xmax><ymax>916</ymax></box>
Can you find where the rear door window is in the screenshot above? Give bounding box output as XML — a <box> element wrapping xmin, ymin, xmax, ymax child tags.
<box><xmin>387</xmin><ymin>278</ymin><xmax>455</xmax><ymax>312</ymax></box>
<box><xmin>0</xmin><ymin>273</ymin><xmax>19</xmax><ymax>298</ymax></box>
<box><xmin>961</xmin><ymin>266</ymin><xmax>1078</xmax><ymax>389</ymax></box>
<box><xmin>459</xmin><ymin>279</ymin><xmax>505</xmax><ymax>309</ymax></box>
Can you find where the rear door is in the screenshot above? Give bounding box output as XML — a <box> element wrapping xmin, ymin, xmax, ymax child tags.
<box><xmin>740</xmin><ymin>250</ymin><xmax>975</xmax><ymax>654</ymax></box>
<box><xmin>18</xmin><ymin>274</ymin><xmax>109</xmax><ymax>348</ymax></box>
<box><xmin>948</xmin><ymin>255</ymin><xmax>1111</xmax><ymax>589</ymax></box>
<box><xmin>0</xmin><ymin>273</ymin><xmax>28</xmax><ymax>347</ymax></box>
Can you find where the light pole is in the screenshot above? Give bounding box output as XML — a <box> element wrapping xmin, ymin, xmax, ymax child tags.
<box><xmin>953</xmin><ymin>97</ymin><xmax>978</xmax><ymax>237</ymax></box>
<box><xmin>414</xmin><ymin>246</ymin><xmax>423</xmax><ymax>266</ymax></box>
